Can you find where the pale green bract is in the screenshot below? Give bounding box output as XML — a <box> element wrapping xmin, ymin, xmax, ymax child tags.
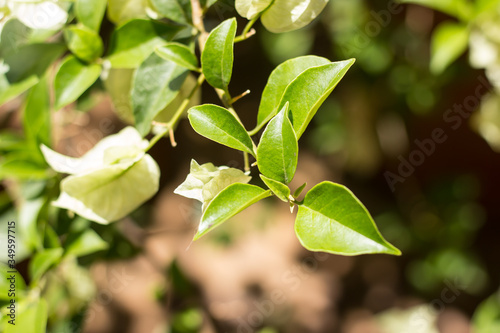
<box><xmin>235</xmin><ymin>0</ymin><xmax>329</xmax><ymax>33</ymax></box>
<box><xmin>41</xmin><ymin>127</ymin><xmax>160</xmax><ymax>224</ymax></box>
<box><xmin>174</xmin><ymin>159</ymin><xmax>251</xmax><ymax>210</ymax></box>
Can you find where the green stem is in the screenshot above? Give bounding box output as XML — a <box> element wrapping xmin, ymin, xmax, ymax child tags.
<box><xmin>234</xmin><ymin>15</ymin><xmax>260</xmax><ymax>43</ymax></box>
<box><xmin>145</xmin><ymin>74</ymin><xmax>205</xmax><ymax>152</ymax></box>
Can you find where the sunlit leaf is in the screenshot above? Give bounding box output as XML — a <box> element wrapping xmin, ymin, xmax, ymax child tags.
<box><xmin>188</xmin><ymin>104</ymin><xmax>255</xmax><ymax>155</ymax></box>
<box><xmin>64</xmin><ymin>229</ymin><xmax>108</xmax><ymax>257</ymax></box>
<box><xmin>295</xmin><ymin>182</ymin><xmax>401</xmax><ymax>255</ymax></box>
<box><xmin>54</xmin><ymin>55</ymin><xmax>101</xmax><ymax>110</ymax></box>
<box><xmin>24</xmin><ymin>76</ymin><xmax>50</xmax><ymax>146</ymax></box>
<box><xmin>430</xmin><ymin>22</ymin><xmax>469</xmax><ymax>74</ymax></box>
<box><xmin>155</xmin><ymin>43</ymin><xmax>199</xmax><ymax>71</ymax></box>
<box><xmin>260</xmin><ymin>174</ymin><xmax>290</xmax><ymax>202</ymax></box>
<box><xmin>195</xmin><ymin>183</ymin><xmax>271</xmax><ymax>239</ymax></box>
<box><xmin>75</xmin><ymin>0</ymin><xmax>107</xmax><ymax>31</ymax></box>
<box><xmin>150</xmin><ymin>0</ymin><xmax>192</xmax><ymax>24</ymax></box>
<box><xmin>201</xmin><ymin>18</ymin><xmax>236</xmax><ymax>90</ymax></box>
<box><xmin>64</xmin><ymin>25</ymin><xmax>104</xmax><ymax>62</ymax></box>
<box><xmin>257</xmin><ymin>103</ymin><xmax>298</xmax><ymax>184</ymax></box>
<box><xmin>261</xmin><ymin>0</ymin><xmax>329</xmax><ymax>33</ymax></box>
<box><xmin>107</xmin><ymin>0</ymin><xmax>148</xmax><ymax>24</ymax></box>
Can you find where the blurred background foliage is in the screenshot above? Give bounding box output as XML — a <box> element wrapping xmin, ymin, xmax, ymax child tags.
<box><xmin>1</xmin><ymin>0</ymin><xmax>500</xmax><ymax>332</ymax></box>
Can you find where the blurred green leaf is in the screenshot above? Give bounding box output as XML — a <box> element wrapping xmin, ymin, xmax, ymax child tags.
<box><xmin>195</xmin><ymin>183</ymin><xmax>271</xmax><ymax>240</ymax></box>
<box><xmin>0</xmin><ymin>75</ymin><xmax>39</xmax><ymax>105</ymax></box>
<box><xmin>107</xmin><ymin>0</ymin><xmax>148</xmax><ymax>24</ymax></box>
<box><xmin>0</xmin><ymin>19</ymin><xmax>33</xmax><ymax>57</ymax></box>
<box><xmin>295</xmin><ymin>182</ymin><xmax>401</xmax><ymax>255</ymax></box>
<box><xmin>103</xmin><ymin>68</ymin><xmax>135</xmax><ymax>123</ymax></box>
<box><xmin>188</xmin><ymin>104</ymin><xmax>255</xmax><ymax>155</ymax></box>
<box><xmin>155</xmin><ymin>43</ymin><xmax>199</xmax><ymax>71</ymax></box>
<box><xmin>65</xmin><ymin>229</ymin><xmax>108</xmax><ymax>257</ymax></box>
<box><xmin>473</xmin><ymin>290</ymin><xmax>500</xmax><ymax>333</ymax></box>
<box><xmin>399</xmin><ymin>0</ymin><xmax>474</xmax><ymax>20</ymax></box>
<box><xmin>260</xmin><ymin>174</ymin><xmax>290</xmax><ymax>202</ymax></box>
<box><xmin>3</xmin><ymin>43</ymin><xmax>65</xmax><ymax>83</ymax></box>
<box><xmin>201</xmin><ymin>18</ymin><xmax>236</xmax><ymax>90</ymax></box>
<box><xmin>430</xmin><ymin>22</ymin><xmax>469</xmax><ymax>74</ymax></box>
<box><xmin>0</xmin><ymin>264</ymin><xmax>26</xmax><ymax>301</ymax></box>
<box><xmin>257</xmin><ymin>103</ymin><xmax>298</xmax><ymax>184</ymax></box>
<box><xmin>54</xmin><ymin>55</ymin><xmax>102</xmax><ymax>110</ymax></box>
<box><xmin>150</xmin><ymin>0</ymin><xmax>192</xmax><ymax>24</ymax></box>
<box><xmin>255</xmin><ymin>56</ymin><xmax>330</xmax><ymax>132</ymax></box>
<box><xmin>106</xmin><ymin>19</ymin><xmax>181</xmax><ymax>68</ymax></box>
<box><xmin>75</xmin><ymin>0</ymin><xmax>107</xmax><ymax>31</ymax></box>
<box><xmin>0</xmin><ymin>156</ymin><xmax>49</xmax><ymax>180</ymax></box>
<box><xmin>279</xmin><ymin>59</ymin><xmax>355</xmax><ymax>139</ymax></box>
<box><xmin>29</xmin><ymin>248</ymin><xmax>64</xmax><ymax>283</ymax></box>
<box><xmin>23</xmin><ymin>76</ymin><xmax>51</xmax><ymax>146</ymax></box>
<box><xmin>64</xmin><ymin>25</ymin><xmax>104</xmax><ymax>62</ymax></box>
<box><xmin>132</xmin><ymin>53</ymin><xmax>189</xmax><ymax>136</ymax></box>
<box><xmin>4</xmin><ymin>298</ymin><xmax>48</xmax><ymax>333</ymax></box>
<box><xmin>19</xmin><ymin>198</ymin><xmax>45</xmax><ymax>251</ymax></box>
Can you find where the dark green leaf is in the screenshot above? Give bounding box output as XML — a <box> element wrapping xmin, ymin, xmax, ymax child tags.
<box><xmin>3</xmin><ymin>43</ymin><xmax>66</xmax><ymax>83</ymax></box>
<box><xmin>29</xmin><ymin>248</ymin><xmax>64</xmax><ymax>282</ymax></box>
<box><xmin>195</xmin><ymin>183</ymin><xmax>271</xmax><ymax>239</ymax></box>
<box><xmin>24</xmin><ymin>76</ymin><xmax>51</xmax><ymax>146</ymax></box>
<box><xmin>64</xmin><ymin>229</ymin><xmax>109</xmax><ymax>257</ymax></box>
<box><xmin>64</xmin><ymin>25</ymin><xmax>104</xmax><ymax>62</ymax></box>
<box><xmin>279</xmin><ymin>59</ymin><xmax>355</xmax><ymax>139</ymax></box>
<box><xmin>255</xmin><ymin>56</ymin><xmax>330</xmax><ymax>132</ymax></box>
<box><xmin>54</xmin><ymin>55</ymin><xmax>102</xmax><ymax>110</ymax></box>
<box><xmin>295</xmin><ymin>182</ymin><xmax>401</xmax><ymax>255</ymax></box>
<box><xmin>188</xmin><ymin>104</ymin><xmax>255</xmax><ymax>155</ymax></box>
<box><xmin>132</xmin><ymin>53</ymin><xmax>189</xmax><ymax>136</ymax></box>
<box><xmin>201</xmin><ymin>18</ymin><xmax>236</xmax><ymax>90</ymax></box>
<box><xmin>257</xmin><ymin>103</ymin><xmax>298</xmax><ymax>184</ymax></box>
<box><xmin>106</xmin><ymin>19</ymin><xmax>181</xmax><ymax>68</ymax></box>
<box><xmin>150</xmin><ymin>0</ymin><xmax>192</xmax><ymax>24</ymax></box>
<box><xmin>76</xmin><ymin>0</ymin><xmax>107</xmax><ymax>31</ymax></box>
<box><xmin>260</xmin><ymin>174</ymin><xmax>290</xmax><ymax>202</ymax></box>
<box><xmin>155</xmin><ymin>43</ymin><xmax>199</xmax><ymax>71</ymax></box>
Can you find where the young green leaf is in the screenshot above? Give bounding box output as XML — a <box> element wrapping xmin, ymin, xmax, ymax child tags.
<box><xmin>132</xmin><ymin>53</ymin><xmax>189</xmax><ymax>136</ymax></box>
<box><xmin>29</xmin><ymin>248</ymin><xmax>64</xmax><ymax>282</ymax></box>
<box><xmin>64</xmin><ymin>229</ymin><xmax>109</xmax><ymax>257</ymax></box>
<box><xmin>54</xmin><ymin>55</ymin><xmax>102</xmax><ymax>110</ymax></box>
<box><xmin>430</xmin><ymin>22</ymin><xmax>469</xmax><ymax>75</ymax></box>
<box><xmin>155</xmin><ymin>43</ymin><xmax>199</xmax><ymax>71</ymax></box>
<box><xmin>106</xmin><ymin>19</ymin><xmax>181</xmax><ymax>68</ymax></box>
<box><xmin>293</xmin><ymin>182</ymin><xmax>307</xmax><ymax>198</ymax></box>
<box><xmin>64</xmin><ymin>25</ymin><xmax>104</xmax><ymax>63</ymax></box>
<box><xmin>107</xmin><ymin>0</ymin><xmax>148</xmax><ymax>24</ymax></box>
<box><xmin>24</xmin><ymin>76</ymin><xmax>51</xmax><ymax>146</ymax></box>
<box><xmin>188</xmin><ymin>104</ymin><xmax>255</xmax><ymax>156</ymax></box>
<box><xmin>255</xmin><ymin>56</ymin><xmax>330</xmax><ymax>132</ymax></box>
<box><xmin>4</xmin><ymin>298</ymin><xmax>47</xmax><ymax>333</ymax></box>
<box><xmin>195</xmin><ymin>183</ymin><xmax>271</xmax><ymax>239</ymax></box>
<box><xmin>257</xmin><ymin>103</ymin><xmax>298</xmax><ymax>184</ymax></box>
<box><xmin>201</xmin><ymin>18</ymin><xmax>237</xmax><ymax>90</ymax></box>
<box><xmin>295</xmin><ymin>181</ymin><xmax>401</xmax><ymax>256</ymax></box>
<box><xmin>75</xmin><ymin>0</ymin><xmax>107</xmax><ymax>31</ymax></box>
<box><xmin>150</xmin><ymin>0</ymin><xmax>192</xmax><ymax>25</ymax></box>
<box><xmin>279</xmin><ymin>59</ymin><xmax>355</xmax><ymax>139</ymax></box>
<box><xmin>260</xmin><ymin>174</ymin><xmax>290</xmax><ymax>202</ymax></box>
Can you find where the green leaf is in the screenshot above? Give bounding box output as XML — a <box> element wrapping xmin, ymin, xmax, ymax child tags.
<box><xmin>293</xmin><ymin>182</ymin><xmax>307</xmax><ymax>198</ymax></box>
<box><xmin>260</xmin><ymin>0</ymin><xmax>329</xmax><ymax>33</ymax></box>
<box><xmin>64</xmin><ymin>25</ymin><xmax>104</xmax><ymax>62</ymax></box>
<box><xmin>24</xmin><ymin>76</ymin><xmax>51</xmax><ymax>146</ymax></box>
<box><xmin>3</xmin><ymin>43</ymin><xmax>66</xmax><ymax>83</ymax></box>
<box><xmin>106</xmin><ymin>19</ymin><xmax>182</xmax><ymax>68</ymax></box>
<box><xmin>0</xmin><ymin>156</ymin><xmax>49</xmax><ymax>180</ymax></box>
<box><xmin>257</xmin><ymin>103</ymin><xmax>298</xmax><ymax>184</ymax></box>
<box><xmin>4</xmin><ymin>298</ymin><xmax>48</xmax><ymax>333</ymax></box>
<box><xmin>65</xmin><ymin>229</ymin><xmax>108</xmax><ymax>257</ymax></box>
<box><xmin>107</xmin><ymin>0</ymin><xmax>148</xmax><ymax>24</ymax></box>
<box><xmin>200</xmin><ymin>0</ymin><xmax>218</xmax><ymax>9</ymax></box>
<box><xmin>260</xmin><ymin>174</ymin><xmax>290</xmax><ymax>202</ymax></box>
<box><xmin>430</xmin><ymin>22</ymin><xmax>469</xmax><ymax>74</ymax></box>
<box><xmin>201</xmin><ymin>18</ymin><xmax>237</xmax><ymax>90</ymax></box>
<box><xmin>255</xmin><ymin>56</ymin><xmax>330</xmax><ymax>131</ymax></box>
<box><xmin>155</xmin><ymin>43</ymin><xmax>199</xmax><ymax>71</ymax></box>
<box><xmin>75</xmin><ymin>0</ymin><xmax>107</xmax><ymax>31</ymax></box>
<box><xmin>29</xmin><ymin>248</ymin><xmax>64</xmax><ymax>282</ymax></box>
<box><xmin>399</xmin><ymin>0</ymin><xmax>473</xmax><ymax>20</ymax></box>
<box><xmin>188</xmin><ymin>104</ymin><xmax>255</xmax><ymax>156</ymax></box>
<box><xmin>19</xmin><ymin>198</ymin><xmax>45</xmax><ymax>251</ymax></box>
<box><xmin>54</xmin><ymin>55</ymin><xmax>102</xmax><ymax>110</ymax></box>
<box><xmin>0</xmin><ymin>264</ymin><xmax>26</xmax><ymax>301</ymax></box>
<box><xmin>295</xmin><ymin>182</ymin><xmax>401</xmax><ymax>255</ymax></box>
<box><xmin>0</xmin><ymin>75</ymin><xmax>39</xmax><ymax>105</ymax></box>
<box><xmin>472</xmin><ymin>289</ymin><xmax>500</xmax><ymax>333</ymax></box>
<box><xmin>279</xmin><ymin>59</ymin><xmax>355</xmax><ymax>139</ymax></box>
<box><xmin>132</xmin><ymin>53</ymin><xmax>189</xmax><ymax>136</ymax></box>
<box><xmin>150</xmin><ymin>0</ymin><xmax>192</xmax><ymax>24</ymax></box>
<box><xmin>195</xmin><ymin>183</ymin><xmax>271</xmax><ymax>239</ymax></box>
<box><xmin>0</xmin><ymin>19</ymin><xmax>33</xmax><ymax>57</ymax></box>
<box><xmin>103</xmin><ymin>68</ymin><xmax>135</xmax><ymax>123</ymax></box>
